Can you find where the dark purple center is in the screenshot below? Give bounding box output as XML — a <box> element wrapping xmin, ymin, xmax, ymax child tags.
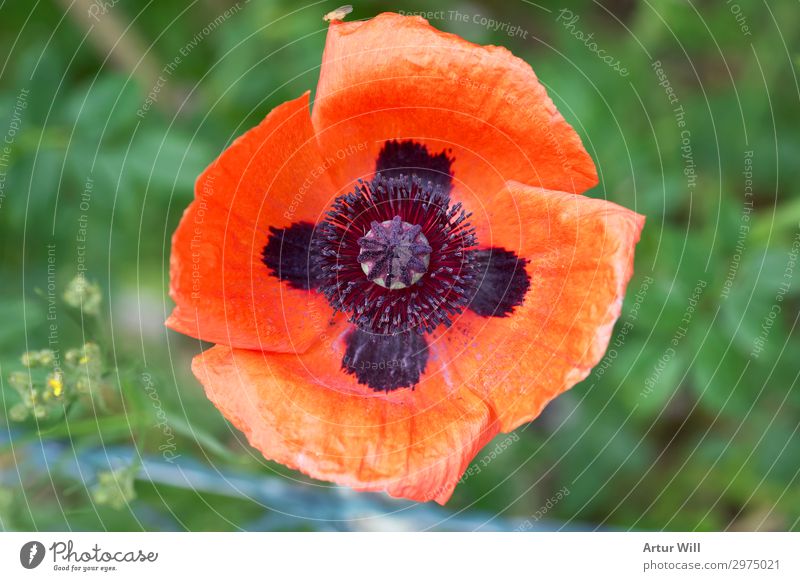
<box><xmin>314</xmin><ymin>174</ymin><xmax>478</xmax><ymax>336</ymax></box>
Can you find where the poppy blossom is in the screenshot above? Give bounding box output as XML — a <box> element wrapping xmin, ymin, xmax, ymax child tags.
<box><xmin>167</xmin><ymin>12</ymin><xmax>644</xmax><ymax>504</ymax></box>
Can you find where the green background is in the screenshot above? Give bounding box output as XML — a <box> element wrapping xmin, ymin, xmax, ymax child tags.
<box><xmin>1</xmin><ymin>0</ymin><xmax>798</xmax><ymax>531</ymax></box>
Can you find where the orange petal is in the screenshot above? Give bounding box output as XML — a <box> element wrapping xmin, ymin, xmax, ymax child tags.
<box><xmin>312</xmin><ymin>13</ymin><xmax>597</xmax><ymax>199</ymax></box>
<box><xmin>167</xmin><ymin>93</ymin><xmax>338</xmax><ymax>352</ymax></box>
<box><xmin>433</xmin><ymin>182</ymin><xmax>645</xmax><ymax>432</ymax></box>
<box><xmin>192</xmin><ymin>335</ymin><xmax>498</xmax><ymax>504</ymax></box>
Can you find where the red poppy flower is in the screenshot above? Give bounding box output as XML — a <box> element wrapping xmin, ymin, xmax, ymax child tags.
<box><xmin>167</xmin><ymin>12</ymin><xmax>644</xmax><ymax>504</ymax></box>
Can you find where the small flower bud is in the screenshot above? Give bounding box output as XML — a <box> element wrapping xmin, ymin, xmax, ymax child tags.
<box><xmin>21</xmin><ymin>349</ymin><xmax>56</xmax><ymax>367</ymax></box>
<box><xmin>92</xmin><ymin>468</ymin><xmax>137</xmax><ymax>510</ymax></box>
<box><xmin>8</xmin><ymin>371</ymin><xmax>30</xmax><ymax>391</ymax></box>
<box><xmin>9</xmin><ymin>403</ymin><xmax>29</xmax><ymax>422</ymax></box>
<box><xmin>64</xmin><ymin>275</ymin><xmax>102</xmax><ymax>316</ymax></box>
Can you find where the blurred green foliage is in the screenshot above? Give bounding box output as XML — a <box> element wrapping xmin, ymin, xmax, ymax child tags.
<box><xmin>0</xmin><ymin>0</ymin><xmax>798</xmax><ymax>531</ymax></box>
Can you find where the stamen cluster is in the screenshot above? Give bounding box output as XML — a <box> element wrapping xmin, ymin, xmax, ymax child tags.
<box><xmin>314</xmin><ymin>174</ymin><xmax>478</xmax><ymax>335</ymax></box>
